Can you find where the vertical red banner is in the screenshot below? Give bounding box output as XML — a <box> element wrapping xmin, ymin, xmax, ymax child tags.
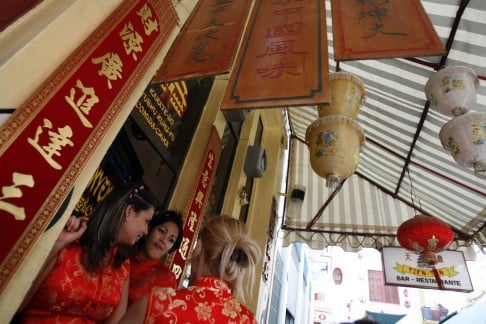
<box><xmin>0</xmin><ymin>0</ymin><xmax>177</xmax><ymax>292</ymax></box>
<box><xmin>167</xmin><ymin>127</ymin><xmax>222</xmax><ymax>286</ymax></box>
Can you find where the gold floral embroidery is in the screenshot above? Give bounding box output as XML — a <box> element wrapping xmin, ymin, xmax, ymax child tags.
<box><xmin>222</xmin><ymin>298</ymin><xmax>242</xmax><ymax>319</ymax></box>
<box><xmin>147</xmin><ymin>276</ymin><xmax>256</xmax><ymax>323</ymax></box>
<box><xmin>195</xmin><ymin>301</ymin><xmax>213</xmax><ymax>321</ymax></box>
<box><xmin>21</xmin><ymin>244</ymin><xmax>129</xmax><ymax>322</ymax></box>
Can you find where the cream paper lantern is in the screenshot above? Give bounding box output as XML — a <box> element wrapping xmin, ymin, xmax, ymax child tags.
<box><xmin>306</xmin><ymin>116</ymin><xmax>365</xmax><ymax>188</ymax></box>
<box><xmin>317</xmin><ymin>72</ymin><xmax>365</xmax><ymax>119</ymax></box>
<box><xmin>425</xmin><ymin>66</ymin><xmax>479</xmax><ymax>117</ymax></box>
<box><xmin>439</xmin><ymin>111</ymin><xmax>486</xmax><ymax>178</ymax></box>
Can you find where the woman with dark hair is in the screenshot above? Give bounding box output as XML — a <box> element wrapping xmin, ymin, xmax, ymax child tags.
<box><xmin>17</xmin><ymin>183</ymin><xmax>157</xmax><ymax>324</ymax></box>
<box><xmin>120</xmin><ymin>215</ymin><xmax>262</xmax><ymax>324</ymax></box>
<box><xmin>128</xmin><ymin>209</ymin><xmax>183</xmax><ymax>306</ymax></box>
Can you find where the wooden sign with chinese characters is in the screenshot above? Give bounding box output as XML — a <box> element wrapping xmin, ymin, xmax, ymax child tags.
<box><xmin>331</xmin><ymin>0</ymin><xmax>445</xmax><ymax>61</ymax></box>
<box><xmin>221</xmin><ymin>0</ymin><xmax>330</xmax><ymax>110</ymax></box>
<box><xmin>153</xmin><ymin>0</ymin><xmax>252</xmax><ymax>83</ymax></box>
<box><xmin>165</xmin><ymin>126</ymin><xmax>222</xmax><ymax>286</ymax></box>
<box><xmin>0</xmin><ymin>0</ymin><xmax>177</xmax><ymax>293</ymax></box>
<box><xmin>382</xmin><ymin>247</ymin><xmax>473</xmax><ymax>292</ymax></box>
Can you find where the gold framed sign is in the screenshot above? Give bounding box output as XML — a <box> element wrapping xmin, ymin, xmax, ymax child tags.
<box><xmin>221</xmin><ymin>0</ymin><xmax>330</xmax><ymax>110</ymax></box>
<box><xmin>331</xmin><ymin>0</ymin><xmax>445</xmax><ymax>61</ymax></box>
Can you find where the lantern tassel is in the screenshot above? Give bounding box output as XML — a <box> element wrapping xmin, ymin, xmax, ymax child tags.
<box><xmin>431</xmin><ymin>264</ymin><xmax>444</xmax><ymax>290</ymax></box>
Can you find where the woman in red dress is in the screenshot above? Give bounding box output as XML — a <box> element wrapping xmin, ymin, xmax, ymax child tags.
<box><xmin>128</xmin><ymin>210</ymin><xmax>183</xmax><ymax>306</ymax></box>
<box><xmin>17</xmin><ymin>183</ymin><xmax>157</xmax><ymax>324</ymax></box>
<box><xmin>120</xmin><ymin>215</ymin><xmax>262</xmax><ymax>324</ymax></box>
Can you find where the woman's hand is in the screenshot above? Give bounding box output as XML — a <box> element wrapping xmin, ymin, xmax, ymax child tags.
<box><xmin>55</xmin><ymin>216</ymin><xmax>89</xmax><ymax>251</ymax></box>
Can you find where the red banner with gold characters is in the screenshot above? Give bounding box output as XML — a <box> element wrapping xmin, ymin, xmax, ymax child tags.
<box><xmin>221</xmin><ymin>0</ymin><xmax>330</xmax><ymax>110</ymax></box>
<box><xmin>331</xmin><ymin>0</ymin><xmax>445</xmax><ymax>60</ymax></box>
<box><xmin>166</xmin><ymin>126</ymin><xmax>222</xmax><ymax>286</ymax></box>
<box><xmin>153</xmin><ymin>0</ymin><xmax>252</xmax><ymax>83</ymax></box>
<box><xmin>0</xmin><ymin>0</ymin><xmax>177</xmax><ymax>293</ymax></box>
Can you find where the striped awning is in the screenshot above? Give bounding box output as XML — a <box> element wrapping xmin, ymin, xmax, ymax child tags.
<box><xmin>282</xmin><ymin>0</ymin><xmax>486</xmax><ymax>251</ymax></box>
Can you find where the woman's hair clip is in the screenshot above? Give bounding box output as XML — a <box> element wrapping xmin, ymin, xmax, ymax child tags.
<box><xmin>230</xmin><ymin>249</ymin><xmax>245</xmax><ymax>263</ymax></box>
<box><xmin>129</xmin><ymin>185</ymin><xmax>145</xmax><ymax>198</ymax></box>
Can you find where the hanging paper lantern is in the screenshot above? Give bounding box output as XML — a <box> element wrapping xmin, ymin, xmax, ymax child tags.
<box><xmin>397</xmin><ymin>213</ymin><xmax>454</xmax><ymax>265</ymax></box>
<box><xmin>425</xmin><ymin>66</ymin><xmax>479</xmax><ymax>117</ymax></box>
<box><xmin>439</xmin><ymin>112</ymin><xmax>486</xmax><ymax>178</ymax></box>
<box><xmin>317</xmin><ymin>72</ymin><xmax>365</xmax><ymax>119</ymax></box>
<box><xmin>306</xmin><ymin>115</ymin><xmax>365</xmax><ymax>189</ymax></box>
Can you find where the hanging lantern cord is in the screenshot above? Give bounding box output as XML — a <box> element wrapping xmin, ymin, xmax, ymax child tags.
<box><xmin>407</xmin><ymin>168</ymin><xmax>422</xmax><ymax>214</ymax></box>
<box><xmin>407</xmin><ymin>168</ymin><xmax>443</xmax><ymax>289</ymax></box>
<box><xmin>431</xmin><ymin>264</ymin><xmax>445</xmax><ymax>290</ymax></box>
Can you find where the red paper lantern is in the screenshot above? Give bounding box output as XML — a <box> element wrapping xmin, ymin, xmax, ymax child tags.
<box><xmin>397</xmin><ymin>213</ymin><xmax>454</xmax><ymax>265</ymax></box>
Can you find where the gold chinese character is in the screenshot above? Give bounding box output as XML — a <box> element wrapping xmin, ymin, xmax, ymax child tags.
<box><xmin>65</xmin><ymin>79</ymin><xmax>99</xmax><ymax>128</ymax></box>
<box><xmin>137</xmin><ymin>4</ymin><xmax>158</xmax><ymax>35</ymax></box>
<box><xmin>0</xmin><ymin>172</ymin><xmax>35</xmax><ymax>220</ymax></box>
<box><xmin>179</xmin><ymin>237</ymin><xmax>191</xmax><ymax>260</ymax></box>
<box><xmin>160</xmin><ymin>81</ymin><xmax>188</xmax><ymax>118</ymax></box>
<box><xmin>120</xmin><ymin>22</ymin><xmax>144</xmax><ymax>61</ymax></box>
<box><xmin>201</xmin><ymin>169</ymin><xmax>209</xmax><ymax>189</ymax></box>
<box><xmin>27</xmin><ymin>118</ymin><xmax>74</xmax><ymax>170</ymax></box>
<box><xmin>207</xmin><ymin>151</ymin><xmax>215</xmax><ymax>169</ymax></box>
<box><xmin>91</xmin><ymin>53</ymin><xmax>123</xmax><ymax>89</ymax></box>
<box><xmin>188</xmin><ymin>210</ymin><xmax>198</xmax><ymax>232</ymax></box>
<box><xmin>194</xmin><ymin>191</ymin><xmax>204</xmax><ymax>209</ymax></box>
<box><xmin>171</xmin><ymin>264</ymin><xmax>183</xmax><ymax>279</ymax></box>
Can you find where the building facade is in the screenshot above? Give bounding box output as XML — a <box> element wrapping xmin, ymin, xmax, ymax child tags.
<box><xmin>0</xmin><ymin>1</ymin><xmax>288</xmax><ymax>321</ymax></box>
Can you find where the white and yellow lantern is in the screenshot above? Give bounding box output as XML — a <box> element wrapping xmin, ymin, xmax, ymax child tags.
<box><xmin>439</xmin><ymin>112</ymin><xmax>486</xmax><ymax>178</ymax></box>
<box><xmin>317</xmin><ymin>72</ymin><xmax>366</xmax><ymax>119</ymax></box>
<box><xmin>425</xmin><ymin>66</ymin><xmax>479</xmax><ymax>117</ymax></box>
<box><xmin>306</xmin><ymin>116</ymin><xmax>365</xmax><ymax>188</ymax></box>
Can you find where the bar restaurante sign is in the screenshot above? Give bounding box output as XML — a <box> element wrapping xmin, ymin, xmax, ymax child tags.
<box><xmin>0</xmin><ymin>0</ymin><xmax>177</xmax><ymax>293</ymax></box>
<box><xmin>382</xmin><ymin>247</ymin><xmax>473</xmax><ymax>292</ymax></box>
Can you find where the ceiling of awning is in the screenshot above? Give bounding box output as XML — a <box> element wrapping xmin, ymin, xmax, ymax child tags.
<box><xmin>281</xmin><ymin>0</ymin><xmax>486</xmax><ymax>251</ymax></box>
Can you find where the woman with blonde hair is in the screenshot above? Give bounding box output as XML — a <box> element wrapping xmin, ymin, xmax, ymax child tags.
<box><xmin>121</xmin><ymin>215</ymin><xmax>261</xmax><ymax>323</ymax></box>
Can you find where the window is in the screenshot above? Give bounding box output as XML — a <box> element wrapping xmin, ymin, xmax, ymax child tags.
<box><xmin>205</xmin><ymin>120</ymin><xmax>241</xmax><ymax>218</ymax></box>
<box><xmin>368</xmin><ymin>270</ymin><xmax>399</xmax><ymax>304</ymax></box>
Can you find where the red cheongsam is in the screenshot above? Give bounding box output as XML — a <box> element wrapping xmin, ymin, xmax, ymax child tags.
<box><xmin>128</xmin><ymin>257</ymin><xmax>176</xmax><ymax>306</ymax></box>
<box><xmin>19</xmin><ymin>243</ymin><xmax>130</xmax><ymax>324</ymax></box>
<box><xmin>145</xmin><ymin>276</ymin><xmax>256</xmax><ymax>324</ymax></box>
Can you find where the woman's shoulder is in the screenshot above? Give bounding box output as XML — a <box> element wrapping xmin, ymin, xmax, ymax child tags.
<box><xmin>152</xmin><ymin>261</ymin><xmax>176</xmax><ymax>285</ymax></box>
<box><xmin>193</xmin><ymin>275</ymin><xmax>229</xmax><ymax>290</ymax></box>
<box><xmin>153</xmin><ymin>260</ymin><xmax>173</xmax><ymax>273</ymax></box>
<box><xmin>130</xmin><ymin>258</ymin><xmax>176</xmax><ymax>287</ymax></box>
<box><xmin>57</xmin><ymin>242</ymin><xmax>83</xmax><ymax>262</ymax></box>
<box><xmin>131</xmin><ymin>258</ymin><xmax>169</xmax><ymax>274</ymax></box>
